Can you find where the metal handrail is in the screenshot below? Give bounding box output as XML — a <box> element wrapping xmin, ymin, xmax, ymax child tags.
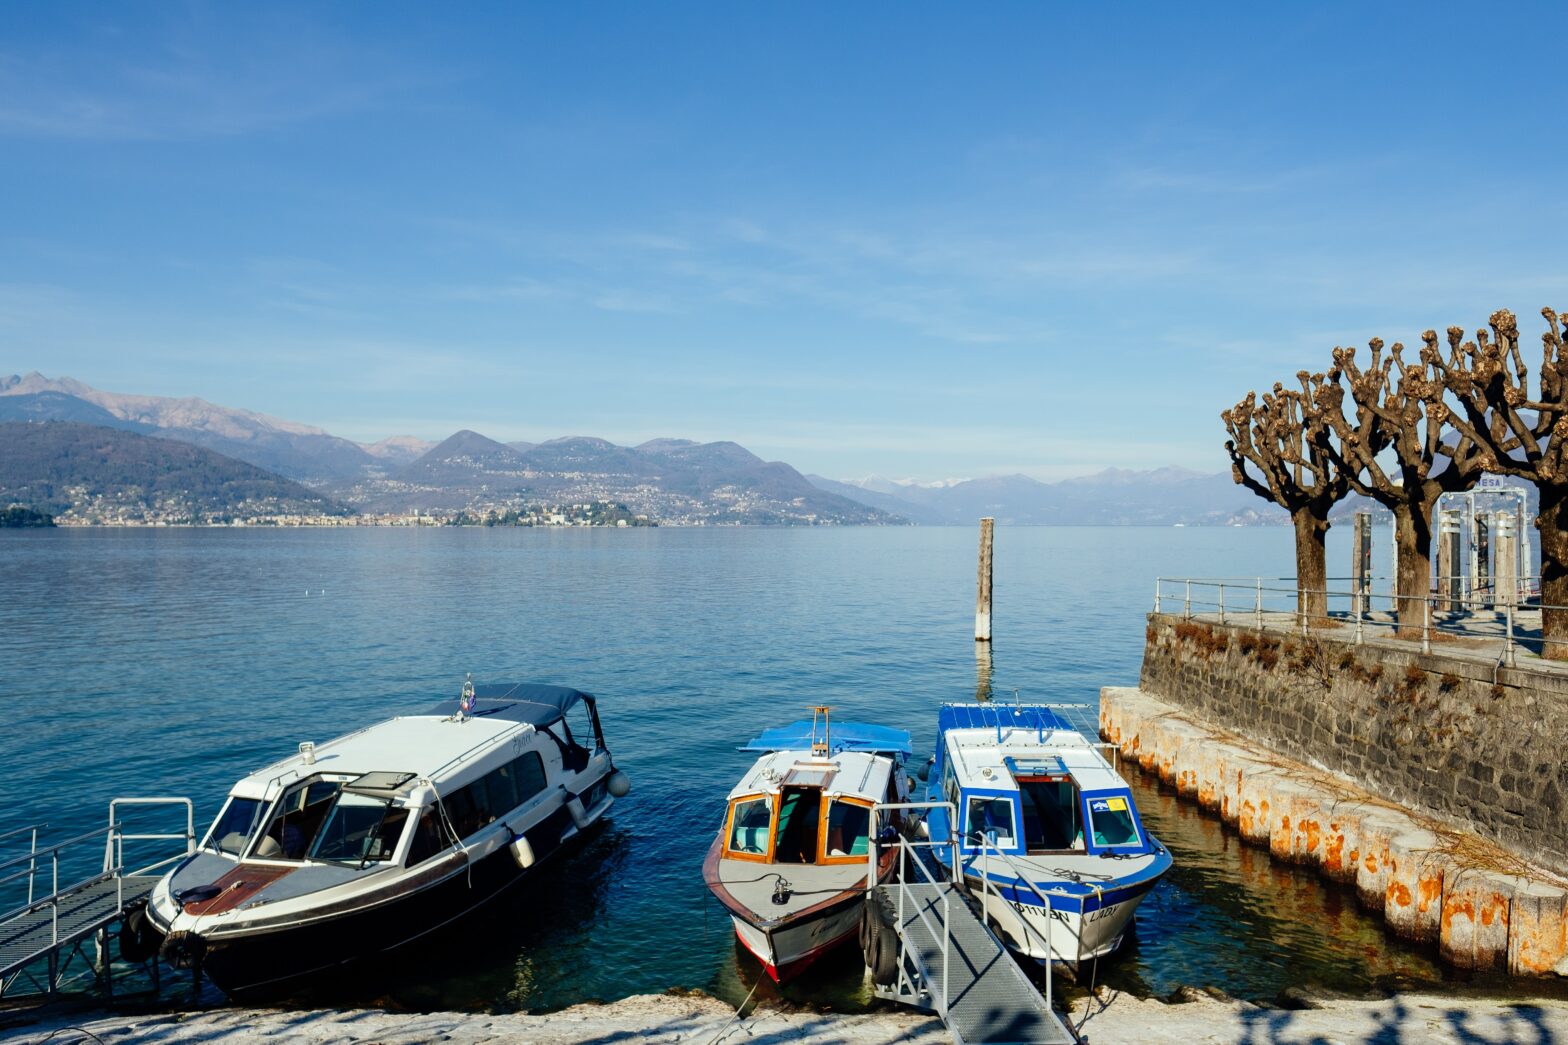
<box><xmin>0</xmin><ymin>823</ymin><xmax>120</xmax><ymax>874</ymax></box>
<box><xmin>1154</xmin><ymin>575</ymin><xmax>1562</xmax><ymax>658</ymax></box>
<box><xmin>0</xmin><ymin>824</ymin><xmax>46</xmax><ymax>844</ymax></box>
<box><xmin>870</xmin><ymin>802</ymin><xmax>958</xmax><ymax>1017</ymax></box>
<box><xmin>105</xmin><ymin>797</ymin><xmax>195</xmax><ymax>876</ymax></box>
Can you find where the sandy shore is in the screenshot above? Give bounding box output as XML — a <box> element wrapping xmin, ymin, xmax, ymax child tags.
<box><xmin>5</xmin><ymin>990</ymin><xmax>1568</xmax><ymax>1044</ymax></box>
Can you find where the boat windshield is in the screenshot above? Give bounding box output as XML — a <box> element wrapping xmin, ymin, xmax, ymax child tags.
<box><xmin>1087</xmin><ymin>795</ymin><xmax>1140</xmax><ymax>848</ymax></box>
<box><xmin>824</xmin><ymin>800</ymin><xmax>870</xmax><ymax>859</ymax></box>
<box><xmin>310</xmin><ymin>794</ymin><xmax>411</xmax><ymax>865</ymax></box>
<box><xmin>206</xmin><ymin>797</ymin><xmax>264</xmax><ymax>857</ymax></box>
<box><xmin>1018</xmin><ymin>778</ymin><xmax>1083</xmax><ymax>852</ymax></box>
<box><xmin>727</xmin><ymin>797</ymin><xmax>771</xmax><ymax>855</ymax></box>
<box><xmin>255</xmin><ymin>780</ymin><xmax>342</xmax><ymax>860</ymax></box>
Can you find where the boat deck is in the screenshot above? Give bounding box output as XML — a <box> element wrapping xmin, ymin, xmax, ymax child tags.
<box><xmin>874</xmin><ymin>880</ymin><xmax>1075</xmax><ymax>1045</ymax></box>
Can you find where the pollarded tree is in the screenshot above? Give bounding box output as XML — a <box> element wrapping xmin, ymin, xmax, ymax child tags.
<box><xmin>1223</xmin><ymin>378</ymin><xmax>1349</xmax><ymax>622</ymax></box>
<box><xmin>1324</xmin><ymin>336</ymin><xmax>1489</xmax><ymax>635</ymax></box>
<box><xmin>1429</xmin><ymin>308</ymin><xmax>1568</xmax><ymax>657</ymax></box>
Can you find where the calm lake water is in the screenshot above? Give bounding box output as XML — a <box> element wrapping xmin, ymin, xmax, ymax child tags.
<box><xmin>0</xmin><ymin>525</ymin><xmax>1552</xmax><ymax>1010</ymax></box>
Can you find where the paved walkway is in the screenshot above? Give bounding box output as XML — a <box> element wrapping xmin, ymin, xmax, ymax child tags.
<box><xmin>6</xmin><ymin>991</ymin><xmax>1568</xmax><ymax>1045</ymax></box>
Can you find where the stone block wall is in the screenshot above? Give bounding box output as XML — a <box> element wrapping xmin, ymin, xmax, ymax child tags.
<box><xmin>1140</xmin><ymin>613</ymin><xmax>1568</xmax><ymax>877</ymax></box>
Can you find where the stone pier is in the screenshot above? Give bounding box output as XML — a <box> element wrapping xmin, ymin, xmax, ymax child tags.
<box><xmin>1102</xmin><ymin>685</ymin><xmax>1568</xmax><ymax>975</ymax></box>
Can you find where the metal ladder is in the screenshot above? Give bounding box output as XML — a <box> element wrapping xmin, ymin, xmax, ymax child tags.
<box><xmin>0</xmin><ymin>797</ymin><xmax>194</xmax><ymax>1000</ymax></box>
<box><xmin>868</xmin><ymin>802</ymin><xmax>1076</xmax><ymax>1045</ymax></box>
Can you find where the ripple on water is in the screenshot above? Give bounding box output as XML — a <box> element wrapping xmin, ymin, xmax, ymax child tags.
<box><xmin>2</xmin><ymin>526</ymin><xmax>1561</xmax><ymax>1011</ymax></box>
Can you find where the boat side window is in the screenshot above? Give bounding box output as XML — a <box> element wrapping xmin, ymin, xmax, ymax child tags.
<box><xmin>207</xmin><ymin>797</ymin><xmax>264</xmax><ymax>857</ymax></box>
<box><xmin>1018</xmin><ymin>778</ymin><xmax>1083</xmax><ymax>852</ymax></box>
<box><xmin>727</xmin><ymin>797</ymin><xmax>771</xmax><ymax>856</ymax></box>
<box><xmin>310</xmin><ymin>795</ymin><xmax>410</xmax><ymax>864</ymax></box>
<box><xmin>966</xmin><ymin>796</ymin><xmax>1016</xmax><ymax>848</ymax></box>
<box><xmin>405</xmin><ymin>809</ymin><xmax>448</xmax><ymax>867</ymax></box>
<box><xmin>1087</xmin><ymin>795</ymin><xmax>1141</xmax><ymax>848</ymax></box>
<box><xmin>511</xmin><ymin>752</ymin><xmax>548</xmax><ymax>804</ymax></box>
<box><xmin>486</xmin><ymin>762</ymin><xmax>520</xmax><ymax>817</ymax></box>
<box><xmin>442</xmin><ymin>785</ymin><xmax>486</xmax><ymax>840</ymax></box>
<box><xmin>257</xmin><ymin>780</ymin><xmax>341</xmax><ymax>860</ymax></box>
<box><xmin>824</xmin><ymin>800</ymin><xmax>871</xmax><ymax>859</ymax></box>
<box><xmin>774</xmin><ymin>786</ymin><xmax>821</xmax><ymax>865</ymax></box>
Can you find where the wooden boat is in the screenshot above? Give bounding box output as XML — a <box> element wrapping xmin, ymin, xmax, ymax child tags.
<box><xmin>143</xmin><ymin>680</ymin><xmax>630</xmax><ymax>998</ymax></box>
<box><xmin>920</xmin><ymin>702</ymin><xmax>1171</xmax><ymax>966</ymax></box>
<box><xmin>703</xmin><ymin>707</ymin><xmax>911</xmax><ymax>982</ymax></box>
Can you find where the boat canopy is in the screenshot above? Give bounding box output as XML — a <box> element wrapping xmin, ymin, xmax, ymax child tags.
<box><xmin>740</xmin><ymin>721</ymin><xmax>911</xmax><ymax>759</ymax></box>
<box><xmin>425</xmin><ymin>682</ymin><xmax>593</xmax><ymax>728</ymax></box>
<box><xmin>937</xmin><ymin>703</ymin><xmax>1074</xmax><ymax>737</ymax></box>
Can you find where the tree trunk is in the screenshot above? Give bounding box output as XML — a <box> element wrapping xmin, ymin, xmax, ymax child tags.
<box><xmin>1393</xmin><ymin>503</ymin><xmax>1432</xmax><ymax>638</ymax></box>
<box><xmin>1537</xmin><ymin>484</ymin><xmax>1568</xmax><ymax>660</ymax></box>
<box><xmin>1293</xmin><ymin>509</ymin><xmax>1328</xmax><ymax>625</ymax></box>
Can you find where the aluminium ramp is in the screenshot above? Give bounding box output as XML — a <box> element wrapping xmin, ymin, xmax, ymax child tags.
<box><xmin>875</xmin><ymin>881</ymin><xmax>1075</xmax><ymax>1045</ymax></box>
<box><xmin>0</xmin><ymin>876</ymin><xmax>158</xmax><ymax>996</ymax></box>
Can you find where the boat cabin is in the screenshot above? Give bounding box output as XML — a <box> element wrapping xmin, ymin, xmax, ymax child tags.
<box><xmin>196</xmin><ymin>683</ymin><xmax>609</xmax><ymax>873</ymax></box>
<box><xmin>720</xmin><ymin>720</ymin><xmax>912</xmax><ymax>867</ymax></box>
<box><xmin>927</xmin><ymin>703</ymin><xmax>1153</xmax><ymax>859</ymax></box>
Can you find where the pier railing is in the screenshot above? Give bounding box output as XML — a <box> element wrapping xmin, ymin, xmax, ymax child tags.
<box><xmin>1153</xmin><ymin>576</ymin><xmax>1568</xmax><ymax>663</ymax></box>
<box><xmin>869</xmin><ymin>802</ymin><xmax>959</xmax><ymax>1019</ymax></box>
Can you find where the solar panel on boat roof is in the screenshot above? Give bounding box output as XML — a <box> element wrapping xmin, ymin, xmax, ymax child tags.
<box><xmin>938</xmin><ymin>703</ymin><xmax>1077</xmax><ymax>733</ymax></box>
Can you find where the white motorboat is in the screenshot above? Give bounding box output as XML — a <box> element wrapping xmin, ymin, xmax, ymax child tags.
<box><xmin>703</xmin><ymin>708</ymin><xmax>912</xmax><ymax>982</ymax></box>
<box><xmin>921</xmin><ymin>702</ymin><xmax>1170</xmax><ymax>966</ymax></box>
<box><xmin>143</xmin><ymin>680</ymin><xmax>630</xmax><ymax>998</ymax></box>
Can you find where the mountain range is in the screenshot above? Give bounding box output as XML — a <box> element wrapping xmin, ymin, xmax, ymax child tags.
<box><xmin>0</xmin><ymin>372</ymin><xmax>1283</xmax><ymax>525</ymax></box>
<box><xmin>0</xmin><ymin>421</ymin><xmax>348</xmax><ymax>523</ymax></box>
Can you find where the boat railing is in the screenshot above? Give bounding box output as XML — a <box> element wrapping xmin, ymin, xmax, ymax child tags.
<box><xmin>869</xmin><ymin>802</ymin><xmax>959</xmax><ymax>1017</ymax></box>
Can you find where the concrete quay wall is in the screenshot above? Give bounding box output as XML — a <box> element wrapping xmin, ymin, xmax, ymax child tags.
<box><xmin>1101</xmin><ymin>685</ymin><xmax>1568</xmax><ymax>975</ymax></box>
<box><xmin>1139</xmin><ymin>613</ymin><xmax>1568</xmax><ymax>877</ymax></box>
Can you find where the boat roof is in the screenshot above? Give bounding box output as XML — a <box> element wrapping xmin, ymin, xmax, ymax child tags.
<box><xmin>740</xmin><ymin>720</ymin><xmax>911</xmax><ymax>759</ymax></box>
<box><xmin>940</xmin><ymin>702</ymin><xmax>1124</xmax><ymax>793</ymax></box>
<box><xmin>727</xmin><ymin>749</ymin><xmax>894</xmax><ymax>803</ymax></box>
<box><xmin>229</xmin><ymin>682</ymin><xmax>593</xmax><ymax>801</ymax></box>
<box><xmin>938</xmin><ymin>702</ymin><xmax>1075</xmax><ymax>735</ymax></box>
<box><xmin>424</xmin><ymin>682</ymin><xmax>592</xmax><ymax>725</ymax></box>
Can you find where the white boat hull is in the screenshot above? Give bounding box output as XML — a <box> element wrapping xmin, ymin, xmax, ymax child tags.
<box><xmin>729</xmin><ymin>899</ymin><xmax>862</xmax><ymax>981</ymax></box>
<box><xmin>969</xmin><ymin>877</ymin><xmax>1149</xmax><ymax>964</ymax></box>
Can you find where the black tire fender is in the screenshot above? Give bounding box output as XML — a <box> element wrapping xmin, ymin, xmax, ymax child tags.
<box><xmin>871</xmin><ymin>919</ymin><xmax>899</xmax><ymax>986</ymax></box>
<box><xmin>118</xmin><ymin>903</ymin><xmax>154</xmax><ymax>964</ymax></box>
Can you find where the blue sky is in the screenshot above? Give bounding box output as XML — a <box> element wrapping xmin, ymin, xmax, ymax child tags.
<box><xmin>2</xmin><ymin>3</ymin><xmax>1564</xmax><ymax>481</ymax></box>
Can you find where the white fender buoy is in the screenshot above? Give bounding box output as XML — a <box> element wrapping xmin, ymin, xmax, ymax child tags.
<box><xmin>607</xmin><ymin>770</ymin><xmax>631</xmax><ymax>798</ymax></box>
<box><xmin>510</xmin><ymin>836</ymin><xmax>536</xmax><ymax>869</ymax></box>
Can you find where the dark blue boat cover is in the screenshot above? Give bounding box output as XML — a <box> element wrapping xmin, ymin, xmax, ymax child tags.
<box><xmin>937</xmin><ymin>703</ymin><xmax>1076</xmax><ymax>734</ymax></box>
<box><xmin>425</xmin><ymin>682</ymin><xmax>592</xmax><ymax>727</ymax></box>
<box><xmin>740</xmin><ymin>720</ymin><xmax>911</xmax><ymax>758</ymax></box>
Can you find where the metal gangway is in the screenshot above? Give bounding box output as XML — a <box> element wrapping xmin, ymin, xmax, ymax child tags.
<box><xmin>0</xmin><ymin>798</ymin><xmax>194</xmax><ymax>1000</ymax></box>
<box><xmin>868</xmin><ymin>802</ymin><xmax>1077</xmax><ymax>1045</ymax></box>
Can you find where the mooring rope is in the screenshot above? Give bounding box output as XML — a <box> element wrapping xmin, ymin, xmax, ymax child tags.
<box><xmin>700</xmin><ymin>977</ymin><xmax>762</xmax><ymax>1045</ymax></box>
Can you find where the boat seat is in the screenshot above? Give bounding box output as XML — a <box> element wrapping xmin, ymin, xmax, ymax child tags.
<box><xmin>255</xmin><ymin>836</ymin><xmax>283</xmax><ymax>858</ymax></box>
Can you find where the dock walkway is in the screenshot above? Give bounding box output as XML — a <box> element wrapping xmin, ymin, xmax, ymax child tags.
<box><xmin>874</xmin><ymin>880</ymin><xmax>1074</xmax><ymax>1045</ymax></box>
<box><xmin>0</xmin><ymin>876</ymin><xmax>159</xmax><ymax>997</ymax></box>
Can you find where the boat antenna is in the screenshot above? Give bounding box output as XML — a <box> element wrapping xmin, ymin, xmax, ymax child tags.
<box><xmin>809</xmin><ymin>705</ymin><xmax>831</xmax><ymax>759</ymax></box>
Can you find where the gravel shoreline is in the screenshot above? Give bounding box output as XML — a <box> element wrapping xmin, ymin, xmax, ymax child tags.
<box><xmin>6</xmin><ymin>990</ymin><xmax>1568</xmax><ymax>1045</ymax></box>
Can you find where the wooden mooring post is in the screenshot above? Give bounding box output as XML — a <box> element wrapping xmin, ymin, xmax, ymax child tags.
<box><xmin>975</xmin><ymin>517</ymin><xmax>994</xmax><ymax>642</ymax></box>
